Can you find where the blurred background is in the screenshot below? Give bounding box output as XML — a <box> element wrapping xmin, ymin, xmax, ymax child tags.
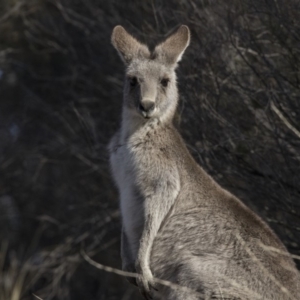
<box><xmin>0</xmin><ymin>0</ymin><xmax>299</xmax><ymax>299</ymax></box>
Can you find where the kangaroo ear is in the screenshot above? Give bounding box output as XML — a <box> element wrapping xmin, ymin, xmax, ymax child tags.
<box><xmin>154</xmin><ymin>25</ymin><xmax>190</xmax><ymax>66</ymax></box>
<box><xmin>111</xmin><ymin>26</ymin><xmax>150</xmax><ymax>64</ymax></box>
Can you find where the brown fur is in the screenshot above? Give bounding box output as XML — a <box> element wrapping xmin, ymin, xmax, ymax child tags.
<box><xmin>109</xmin><ymin>25</ymin><xmax>300</xmax><ymax>299</ymax></box>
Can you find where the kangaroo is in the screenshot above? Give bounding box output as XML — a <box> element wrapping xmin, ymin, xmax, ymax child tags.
<box><xmin>108</xmin><ymin>25</ymin><xmax>300</xmax><ymax>300</ymax></box>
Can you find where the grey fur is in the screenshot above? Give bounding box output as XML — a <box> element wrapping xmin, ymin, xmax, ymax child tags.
<box><xmin>109</xmin><ymin>25</ymin><xmax>300</xmax><ymax>300</ymax></box>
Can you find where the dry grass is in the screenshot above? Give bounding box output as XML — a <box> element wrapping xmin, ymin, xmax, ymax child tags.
<box><xmin>0</xmin><ymin>241</ymin><xmax>35</xmax><ymax>300</ymax></box>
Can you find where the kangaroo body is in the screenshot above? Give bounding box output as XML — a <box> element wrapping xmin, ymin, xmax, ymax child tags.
<box><xmin>109</xmin><ymin>25</ymin><xmax>300</xmax><ymax>299</ymax></box>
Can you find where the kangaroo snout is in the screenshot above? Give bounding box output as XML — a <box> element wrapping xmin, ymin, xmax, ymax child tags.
<box><xmin>139</xmin><ymin>99</ymin><xmax>155</xmax><ymax>116</ymax></box>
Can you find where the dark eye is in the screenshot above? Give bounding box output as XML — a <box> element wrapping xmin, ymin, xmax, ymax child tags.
<box><xmin>129</xmin><ymin>76</ymin><xmax>138</xmax><ymax>87</ymax></box>
<box><xmin>160</xmin><ymin>78</ymin><xmax>169</xmax><ymax>87</ymax></box>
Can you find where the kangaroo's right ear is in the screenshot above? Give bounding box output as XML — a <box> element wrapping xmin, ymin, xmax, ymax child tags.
<box><xmin>111</xmin><ymin>26</ymin><xmax>150</xmax><ymax>65</ymax></box>
<box><xmin>154</xmin><ymin>25</ymin><xmax>190</xmax><ymax>67</ymax></box>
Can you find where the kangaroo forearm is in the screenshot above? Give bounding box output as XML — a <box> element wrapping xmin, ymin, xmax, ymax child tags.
<box><xmin>137</xmin><ymin>185</ymin><xmax>179</xmax><ymax>269</ymax></box>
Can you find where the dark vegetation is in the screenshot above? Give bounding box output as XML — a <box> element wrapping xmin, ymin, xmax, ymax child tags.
<box><xmin>0</xmin><ymin>0</ymin><xmax>299</xmax><ymax>299</ymax></box>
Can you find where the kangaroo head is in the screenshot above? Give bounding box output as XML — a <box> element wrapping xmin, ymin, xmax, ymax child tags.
<box><xmin>111</xmin><ymin>25</ymin><xmax>190</xmax><ymax>123</ymax></box>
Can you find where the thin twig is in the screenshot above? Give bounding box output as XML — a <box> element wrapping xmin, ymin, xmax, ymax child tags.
<box><xmin>271</xmin><ymin>102</ymin><xmax>300</xmax><ymax>139</ymax></box>
<box><xmin>81</xmin><ymin>248</ymin><xmax>205</xmax><ymax>298</ymax></box>
<box><xmin>0</xmin><ymin>1</ymin><xmax>24</xmax><ymax>24</ymax></box>
<box><xmin>32</xmin><ymin>294</ymin><xmax>44</xmax><ymax>300</ymax></box>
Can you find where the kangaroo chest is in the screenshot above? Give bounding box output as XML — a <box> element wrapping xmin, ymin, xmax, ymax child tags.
<box><xmin>110</xmin><ymin>134</ymin><xmax>151</xmax><ymax>246</ymax></box>
<box><xmin>110</xmin><ymin>123</ymin><xmax>176</xmax><ymax>253</ymax></box>
<box><xmin>111</xmin><ymin>124</ymin><xmax>161</xmax><ymax>202</ymax></box>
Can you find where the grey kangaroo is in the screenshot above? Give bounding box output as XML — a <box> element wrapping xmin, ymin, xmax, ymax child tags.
<box><xmin>108</xmin><ymin>25</ymin><xmax>300</xmax><ymax>300</ymax></box>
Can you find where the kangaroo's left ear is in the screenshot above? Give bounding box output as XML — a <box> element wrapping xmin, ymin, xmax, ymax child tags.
<box><xmin>111</xmin><ymin>26</ymin><xmax>150</xmax><ymax>65</ymax></box>
<box><xmin>154</xmin><ymin>25</ymin><xmax>190</xmax><ymax>67</ymax></box>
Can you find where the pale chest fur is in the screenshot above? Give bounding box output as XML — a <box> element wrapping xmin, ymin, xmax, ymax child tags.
<box><xmin>109</xmin><ymin>122</ymin><xmax>164</xmax><ymax>254</ymax></box>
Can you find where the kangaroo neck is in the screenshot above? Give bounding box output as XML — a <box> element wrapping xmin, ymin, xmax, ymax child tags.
<box><xmin>120</xmin><ymin>108</ymin><xmax>173</xmax><ymax>143</ymax></box>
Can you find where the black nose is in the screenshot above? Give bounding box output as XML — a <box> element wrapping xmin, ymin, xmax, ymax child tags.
<box><xmin>139</xmin><ymin>100</ymin><xmax>155</xmax><ymax>113</ymax></box>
